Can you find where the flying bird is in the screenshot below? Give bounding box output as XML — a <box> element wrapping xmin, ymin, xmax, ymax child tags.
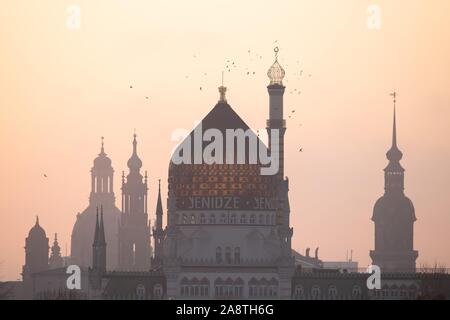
<box><xmin>129</xmin><ymin>85</ymin><xmax>133</xmax><ymax>89</ymax></box>
<box><xmin>43</xmin><ymin>174</ymin><xmax>48</xmax><ymax>178</ymax></box>
<box><xmin>299</xmin><ymin>148</ymin><xmax>303</xmax><ymax>152</ymax></box>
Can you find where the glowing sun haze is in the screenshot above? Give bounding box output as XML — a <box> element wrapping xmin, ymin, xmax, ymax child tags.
<box><xmin>1</xmin><ymin>0</ymin><xmax>450</xmax><ymax>280</ymax></box>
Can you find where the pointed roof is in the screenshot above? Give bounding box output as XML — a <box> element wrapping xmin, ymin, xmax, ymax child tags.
<box><xmin>93</xmin><ymin>207</ymin><xmax>100</xmax><ymax>246</ymax></box>
<box><xmin>385</xmin><ymin>104</ymin><xmax>404</xmax><ymax>172</ymax></box>
<box><xmin>156</xmin><ymin>180</ymin><xmax>163</xmax><ymax>216</ymax></box>
<box><xmin>98</xmin><ymin>206</ymin><xmax>106</xmax><ymax>245</ymax></box>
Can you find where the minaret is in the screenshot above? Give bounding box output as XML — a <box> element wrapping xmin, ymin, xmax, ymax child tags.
<box><xmin>49</xmin><ymin>233</ymin><xmax>64</xmax><ymax>269</ymax></box>
<box><xmin>92</xmin><ymin>207</ymin><xmax>106</xmax><ymax>273</ymax></box>
<box><xmin>266</xmin><ymin>46</ymin><xmax>287</xmax><ymax>179</ymax></box>
<box><xmin>118</xmin><ymin>133</ymin><xmax>151</xmax><ymax>270</ymax></box>
<box><xmin>152</xmin><ymin>180</ymin><xmax>164</xmax><ymax>269</ymax></box>
<box><xmin>370</xmin><ymin>93</ymin><xmax>418</xmax><ymax>272</ymax></box>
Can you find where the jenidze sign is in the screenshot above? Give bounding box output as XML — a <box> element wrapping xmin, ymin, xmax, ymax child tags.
<box><xmin>176</xmin><ymin>196</ymin><xmax>276</xmax><ymax>211</ymax></box>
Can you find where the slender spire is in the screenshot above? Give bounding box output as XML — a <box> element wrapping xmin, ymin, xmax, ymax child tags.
<box><xmin>93</xmin><ymin>207</ymin><xmax>99</xmax><ymax>245</ymax></box>
<box><xmin>391</xmin><ymin>91</ymin><xmax>397</xmax><ymax>148</ymax></box>
<box><xmin>132</xmin><ymin>133</ymin><xmax>137</xmax><ymax>155</ymax></box>
<box><xmin>386</xmin><ymin>92</ymin><xmax>403</xmax><ymax>162</ymax></box>
<box><xmin>156</xmin><ymin>179</ymin><xmax>163</xmax><ymax>216</ymax></box>
<box><xmin>35</xmin><ymin>215</ymin><xmax>39</xmax><ymax>226</ymax></box>
<box><xmin>99</xmin><ymin>205</ymin><xmax>106</xmax><ymax>245</ymax></box>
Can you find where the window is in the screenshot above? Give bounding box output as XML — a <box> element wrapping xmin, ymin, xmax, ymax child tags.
<box><xmin>220</xmin><ymin>214</ymin><xmax>226</xmax><ymax>224</ymax></box>
<box><xmin>234</xmin><ymin>247</ymin><xmax>240</xmax><ymax>264</ymax></box>
<box><xmin>294</xmin><ymin>285</ymin><xmax>304</xmax><ymax>299</ymax></box>
<box><xmin>250</xmin><ymin>214</ymin><xmax>255</xmax><ymax>224</ymax></box>
<box><xmin>190</xmin><ymin>214</ymin><xmax>196</xmax><ymax>224</ymax></box>
<box><xmin>311</xmin><ymin>286</ymin><xmax>321</xmax><ymax>299</ymax></box>
<box><xmin>136</xmin><ymin>284</ymin><xmax>146</xmax><ymax>300</ymax></box>
<box><xmin>266</xmin><ymin>214</ymin><xmax>270</xmax><ymax>225</ymax></box>
<box><xmin>352</xmin><ymin>285</ymin><xmax>362</xmax><ymax>298</ymax></box>
<box><xmin>230</xmin><ymin>214</ymin><xmax>236</xmax><ymax>224</ymax></box>
<box><xmin>259</xmin><ymin>214</ymin><xmax>264</xmax><ymax>225</ymax></box>
<box><xmin>225</xmin><ymin>247</ymin><xmax>231</xmax><ymax>264</ymax></box>
<box><xmin>216</xmin><ymin>247</ymin><xmax>222</xmax><ymax>263</ymax></box>
<box><xmin>182</xmin><ymin>214</ymin><xmax>188</xmax><ymax>224</ymax></box>
<box><xmin>153</xmin><ymin>284</ymin><xmax>163</xmax><ymax>299</ymax></box>
<box><xmin>209</xmin><ymin>214</ymin><xmax>216</xmax><ymax>224</ymax></box>
<box><xmin>240</xmin><ymin>214</ymin><xmax>246</xmax><ymax>224</ymax></box>
<box><xmin>328</xmin><ymin>286</ymin><xmax>338</xmax><ymax>299</ymax></box>
<box><xmin>200</xmin><ymin>214</ymin><xmax>206</xmax><ymax>224</ymax></box>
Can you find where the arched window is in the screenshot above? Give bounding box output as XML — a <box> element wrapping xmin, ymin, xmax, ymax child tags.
<box><xmin>294</xmin><ymin>285</ymin><xmax>304</xmax><ymax>299</ymax></box>
<box><xmin>230</xmin><ymin>214</ymin><xmax>236</xmax><ymax>224</ymax></box>
<box><xmin>190</xmin><ymin>214</ymin><xmax>196</xmax><ymax>224</ymax></box>
<box><xmin>136</xmin><ymin>284</ymin><xmax>146</xmax><ymax>300</ymax></box>
<box><xmin>220</xmin><ymin>214</ymin><xmax>226</xmax><ymax>224</ymax></box>
<box><xmin>199</xmin><ymin>214</ymin><xmax>206</xmax><ymax>224</ymax></box>
<box><xmin>216</xmin><ymin>247</ymin><xmax>222</xmax><ymax>263</ymax></box>
<box><xmin>209</xmin><ymin>214</ymin><xmax>216</xmax><ymax>224</ymax></box>
<box><xmin>234</xmin><ymin>247</ymin><xmax>240</xmax><ymax>264</ymax></box>
<box><xmin>240</xmin><ymin>214</ymin><xmax>246</xmax><ymax>224</ymax></box>
<box><xmin>352</xmin><ymin>285</ymin><xmax>362</xmax><ymax>298</ymax></box>
<box><xmin>328</xmin><ymin>286</ymin><xmax>338</xmax><ymax>299</ymax></box>
<box><xmin>153</xmin><ymin>284</ymin><xmax>163</xmax><ymax>299</ymax></box>
<box><xmin>311</xmin><ymin>286</ymin><xmax>321</xmax><ymax>299</ymax></box>
<box><xmin>182</xmin><ymin>214</ymin><xmax>188</xmax><ymax>224</ymax></box>
<box><xmin>225</xmin><ymin>247</ymin><xmax>231</xmax><ymax>264</ymax></box>
<box><xmin>250</xmin><ymin>214</ymin><xmax>255</xmax><ymax>224</ymax></box>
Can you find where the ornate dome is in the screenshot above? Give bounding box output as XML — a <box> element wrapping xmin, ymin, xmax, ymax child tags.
<box><xmin>372</xmin><ymin>195</ymin><xmax>416</xmax><ymax>222</ymax></box>
<box><xmin>93</xmin><ymin>137</ymin><xmax>112</xmax><ymax>168</ymax></box>
<box><xmin>267</xmin><ymin>47</ymin><xmax>285</xmax><ymax>86</ymax></box>
<box><xmin>28</xmin><ymin>217</ymin><xmax>47</xmax><ymax>239</ymax></box>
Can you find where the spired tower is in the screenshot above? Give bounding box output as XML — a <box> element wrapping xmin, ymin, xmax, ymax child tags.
<box><xmin>370</xmin><ymin>94</ymin><xmax>418</xmax><ymax>272</ymax></box>
<box><xmin>152</xmin><ymin>180</ymin><xmax>164</xmax><ymax>269</ymax></box>
<box><xmin>22</xmin><ymin>217</ymin><xmax>49</xmax><ymax>299</ymax></box>
<box><xmin>92</xmin><ymin>207</ymin><xmax>107</xmax><ymax>273</ymax></box>
<box><xmin>71</xmin><ymin>138</ymin><xmax>121</xmax><ymax>270</ymax></box>
<box><xmin>49</xmin><ymin>233</ymin><xmax>64</xmax><ymax>269</ymax></box>
<box><xmin>118</xmin><ymin>134</ymin><xmax>151</xmax><ymax>270</ymax></box>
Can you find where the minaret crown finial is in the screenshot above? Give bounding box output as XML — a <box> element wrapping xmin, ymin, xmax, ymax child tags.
<box><xmin>100</xmin><ymin>136</ymin><xmax>105</xmax><ymax>154</ymax></box>
<box><xmin>218</xmin><ymin>71</ymin><xmax>227</xmax><ymax>103</ymax></box>
<box><xmin>267</xmin><ymin>47</ymin><xmax>285</xmax><ymax>86</ymax></box>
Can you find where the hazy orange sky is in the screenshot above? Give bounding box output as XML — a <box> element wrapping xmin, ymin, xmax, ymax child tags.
<box><xmin>1</xmin><ymin>0</ymin><xmax>450</xmax><ymax>280</ymax></box>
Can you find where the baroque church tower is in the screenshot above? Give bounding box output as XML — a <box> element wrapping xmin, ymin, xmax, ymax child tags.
<box><xmin>370</xmin><ymin>94</ymin><xmax>418</xmax><ymax>272</ymax></box>
<box><xmin>71</xmin><ymin>138</ymin><xmax>121</xmax><ymax>270</ymax></box>
<box><xmin>118</xmin><ymin>134</ymin><xmax>151</xmax><ymax>270</ymax></box>
<box><xmin>49</xmin><ymin>233</ymin><xmax>64</xmax><ymax>269</ymax></box>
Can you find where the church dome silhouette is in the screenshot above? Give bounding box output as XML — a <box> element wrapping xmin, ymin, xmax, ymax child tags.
<box><xmin>93</xmin><ymin>137</ymin><xmax>112</xmax><ymax>169</ymax></box>
<box><xmin>28</xmin><ymin>217</ymin><xmax>47</xmax><ymax>239</ymax></box>
<box><xmin>373</xmin><ymin>195</ymin><xmax>416</xmax><ymax>222</ymax></box>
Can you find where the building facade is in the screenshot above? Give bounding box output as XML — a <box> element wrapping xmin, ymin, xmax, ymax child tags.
<box><xmin>162</xmin><ymin>50</ymin><xmax>295</xmax><ymax>299</ymax></box>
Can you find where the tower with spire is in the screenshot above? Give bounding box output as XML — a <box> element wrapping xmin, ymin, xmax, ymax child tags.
<box><xmin>118</xmin><ymin>134</ymin><xmax>151</xmax><ymax>270</ymax></box>
<box><xmin>49</xmin><ymin>233</ymin><xmax>64</xmax><ymax>269</ymax></box>
<box><xmin>370</xmin><ymin>93</ymin><xmax>418</xmax><ymax>272</ymax></box>
<box><xmin>152</xmin><ymin>180</ymin><xmax>164</xmax><ymax>269</ymax></box>
<box><xmin>71</xmin><ymin>137</ymin><xmax>121</xmax><ymax>270</ymax></box>
<box><xmin>92</xmin><ymin>207</ymin><xmax>107</xmax><ymax>273</ymax></box>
